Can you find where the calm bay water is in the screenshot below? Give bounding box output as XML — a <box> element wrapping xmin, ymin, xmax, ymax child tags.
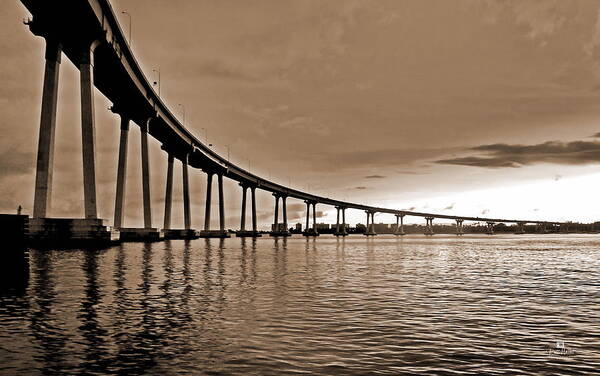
<box><xmin>1</xmin><ymin>234</ymin><xmax>599</xmax><ymax>375</ymax></box>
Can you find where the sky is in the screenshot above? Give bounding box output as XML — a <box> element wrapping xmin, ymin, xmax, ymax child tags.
<box><xmin>2</xmin><ymin>0</ymin><xmax>600</xmax><ymax>228</ymax></box>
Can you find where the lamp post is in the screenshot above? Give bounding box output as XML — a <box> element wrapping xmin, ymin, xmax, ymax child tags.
<box><xmin>152</xmin><ymin>68</ymin><xmax>160</xmax><ymax>97</ymax></box>
<box><xmin>178</xmin><ymin>103</ymin><xmax>185</xmax><ymax>125</ymax></box>
<box><xmin>121</xmin><ymin>11</ymin><xmax>132</xmax><ymax>45</ymax></box>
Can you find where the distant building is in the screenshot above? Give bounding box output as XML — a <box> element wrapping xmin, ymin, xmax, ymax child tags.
<box><xmin>373</xmin><ymin>223</ymin><xmax>391</xmax><ymax>233</ymax></box>
<box><xmin>295</xmin><ymin>223</ymin><xmax>302</xmax><ymax>231</ymax></box>
<box><xmin>315</xmin><ymin>223</ymin><xmax>330</xmax><ymax>231</ymax></box>
<box><xmin>271</xmin><ymin>223</ymin><xmax>287</xmax><ymax>232</ymax></box>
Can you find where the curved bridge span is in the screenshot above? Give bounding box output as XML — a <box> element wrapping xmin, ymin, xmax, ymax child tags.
<box><xmin>21</xmin><ymin>0</ymin><xmax>564</xmax><ymax>242</ymax></box>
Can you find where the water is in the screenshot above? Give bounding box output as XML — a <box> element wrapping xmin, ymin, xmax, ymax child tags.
<box><xmin>1</xmin><ymin>234</ymin><xmax>599</xmax><ymax>375</ymax></box>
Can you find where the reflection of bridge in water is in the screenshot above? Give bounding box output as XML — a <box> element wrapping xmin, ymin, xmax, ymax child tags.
<box><xmin>20</xmin><ymin>0</ymin><xmax>567</xmax><ymax>245</ymax></box>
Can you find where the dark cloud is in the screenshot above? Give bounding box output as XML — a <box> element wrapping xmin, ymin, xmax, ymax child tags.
<box><xmin>365</xmin><ymin>175</ymin><xmax>385</xmax><ymax>179</ymax></box>
<box><xmin>444</xmin><ymin>203</ymin><xmax>455</xmax><ymax>210</ymax></box>
<box><xmin>481</xmin><ymin>209</ymin><xmax>489</xmax><ymax>215</ymax></box>
<box><xmin>554</xmin><ymin>174</ymin><xmax>562</xmax><ymax>181</ymax></box>
<box><xmin>355</xmin><ymin>186</ymin><xmax>368</xmax><ymax>190</ymax></box>
<box><xmin>591</xmin><ymin>132</ymin><xmax>600</xmax><ymax>138</ymax></box>
<box><xmin>436</xmin><ymin>141</ymin><xmax>600</xmax><ymax>168</ymax></box>
<box><xmin>403</xmin><ymin>206</ymin><xmax>416</xmax><ymax>211</ymax></box>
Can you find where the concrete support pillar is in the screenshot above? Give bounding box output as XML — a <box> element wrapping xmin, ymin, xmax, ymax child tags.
<box><xmin>204</xmin><ymin>173</ymin><xmax>213</xmax><ymax>231</ymax></box>
<box><xmin>251</xmin><ymin>186</ymin><xmax>257</xmax><ymax>232</ymax></box>
<box><xmin>218</xmin><ymin>173</ymin><xmax>225</xmax><ymax>232</ymax></box>
<box><xmin>240</xmin><ymin>185</ymin><xmax>247</xmax><ymax>231</ymax></box>
<box><xmin>336</xmin><ymin>207</ymin><xmax>341</xmax><ymax>233</ymax></box>
<box><xmin>182</xmin><ymin>156</ymin><xmax>191</xmax><ymax>230</ymax></box>
<box><xmin>305</xmin><ymin>201</ymin><xmax>310</xmax><ymax>232</ymax></box>
<box><xmin>312</xmin><ymin>202</ymin><xmax>317</xmax><ymax>232</ymax></box>
<box><xmin>163</xmin><ymin>154</ymin><xmax>174</xmax><ymax>230</ymax></box>
<box><xmin>282</xmin><ymin>195</ymin><xmax>288</xmax><ymax>231</ymax></box>
<box><xmin>80</xmin><ymin>45</ymin><xmax>99</xmax><ymax>219</ymax></box>
<box><xmin>486</xmin><ymin>222</ymin><xmax>495</xmax><ymax>235</ymax></box>
<box><xmin>455</xmin><ymin>219</ymin><xmax>464</xmax><ymax>236</ymax></box>
<box><xmin>342</xmin><ymin>208</ymin><xmax>347</xmax><ymax>234</ymax></box>
<box><xmin>113</xmin><ymin>116</ymin><xmax>129</xmax><ymax>228</ymax></box>
<box><xmin>425</xmin><ymin>217</ymin><xmax>434</xmax><ymax>235</ymax></box>
<box><xmin>365</xmin><ymin>211</ymin><xmax>377</xmax><ymax>235</ymax></box>
<box><xmin>140</xmin><ymin>121</ymin><xmax>152</xmax><ymax>228</ymax></box>
<box><xmin>33</xmin><ymin>39</ymin><xmax>62</xmax><ymax>218</ymax></box>
<box><xmin>273</xmin><ymin>194</ymin><xmax>280</xmax><ymax>231</ymax></box>
<box><xmin>394</xmin><ymin>214</ymin><xmax>405</xmax><ymax>235</ymax></box>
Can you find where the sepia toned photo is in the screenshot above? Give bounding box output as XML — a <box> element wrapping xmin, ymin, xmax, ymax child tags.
<box><xmin>1</xmin><ymin>0</ymin><xmax>599</xmax><ymax>374</ymax></box>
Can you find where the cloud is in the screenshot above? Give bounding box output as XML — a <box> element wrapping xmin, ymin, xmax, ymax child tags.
<box><xmin>354</xmin><ymin>186</ymin><xmax>368</xmax><ymax>190</ymax></box>
<box><xmin>481</xmin><ymin>209</ymin><xmax>489</xmax><ymax>215</ymax></box>
<box><xmin>365</xmin><ymin>175</ymin><xmax>385</xmax><ymax>179</ymax></box>
<box><xmin>436</xmin><ymin>140</ymin><xmax>600</xmax><ymax>168</ymax></box>
<box><xmin>403</xmin><ymin>206</ymin><xmax>416</xmax><ymax>211</ymax></box>
<box><xmin>592</xmin><ymin>132</ymin><xmax>600</xmax><ymax>138</ymax></box>
<box><xmin>0</xmin><ymin>148</ymin><xmax>34</xmax><ymax>177</ymax></box>
<box><xmin>444</xmin><ymin>203</ymin><xmax>455</xmax><ymax>210</ymax></box>
<box><xmin>554</xmin><ymin>174</ymin><xmax>562</xmax><ymax>181</ymax></box>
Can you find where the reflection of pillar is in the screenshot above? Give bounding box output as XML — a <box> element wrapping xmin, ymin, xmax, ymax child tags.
<box><xmin>240</xmin><ymin>185</ymin><xmax>247</xmax><ymax>231</ymax></box>
<box><xmin>218</xmin><ymin>173</ymin><xmax>225</xmax><ymax>232</ymax></box>
<box><xmin>251</xmin><ymin>186</ymin><xmax>257</xmax><ymax>232</ymax></box>
<box><xmin>33</xmin><ymin>39</ymin><xmax>62</xmax><ymax>218</ymax></box>
<box><xmin>80</xmin><ymin>44</ymin><xmax>99</xmax><ymax>219</ymax></box>
<box><xmin>114</xmin><ymin>115</ymin><xmax>129</xmax><ymax>228</ymax></box>
<box><xmin>204</xmin><ymin>173</ymin><xmax>213</xmax><ymax>231</ymax></box>
<box><xmin>163</xmin><ymin>154</ymin><xmax>174</xmax><ymax>230</ymax></box>
<box><xmin>182</xmin><ymin>156</ymin><xmax>191</xmax><ymax>230</ymax></box>
<box><xmin>140</xmin><ymin>121</ymin><xmax>152</xmax><ymax>228</ymax></box>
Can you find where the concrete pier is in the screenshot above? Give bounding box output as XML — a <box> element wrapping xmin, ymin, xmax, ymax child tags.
<box><xmin>200</xmin><ymin>172</ymin><xmax>229</xmax><ymax>238</ymax></box>
<box><xmin>486</xmin><ymin>221</ymin><xmax>495</xmax><ymax>235</ymax></box>
<box><xmin>456</xmin><ymin>219</ymin><xmax>464</xmax><ymax>236</ymax></box>
<box><xmin>424</xmin><ymin>217</ymin><xmax>434</xmax><ymax>235</ymax></box>
<box><xmin>393</xmin><ymin>214</ymin><xmax>405</xmax><ymax>236</ymax></box>
<box><xmin>364</xmin><ymin>211</ymin><xmax>377</xmax><ymax>236</ymax></box>
<box><xmin>119</xmin><ymin>227</ymin><xmax>163</xmax><ymax>242</ymax></box>
<box><xmin>163</xmin><ymin>153</ymin><xmax>174</xmax><ymax>230</ymax></box>
<box><xmin>113</xmin><ymin>115</ymin><xmax>129</xmax><ymax>228</ymax></box>
<box><xmin>29</xmin><ymin>218</ymin><xmax>119</xmax><ymax>247</ymax></box>
<box><xmin>140</xmin><ymin>121</ymin><xmax>152</xmax><ymax>228</ymax></box>
<box><xmin>270</xmin><ymin>194</ymin><xmax>291</xmax><ymax>237</ymax></box>
<box><xmin>334</xmin><ymin>206</ymin><xmax>348</xmax><ymax>236</ymax></box>
<box><xmin>80</xmin><ymin>44</ymin><xmax>99</xmax><ymax>219</ymax></box>
<box><xmin>33</xmin><ymin>39</ymin><xmax>61</xmax><ymax>218</ymax></box>
<box><xmin>303</xmin><ymin>201</ymin><xmax>319</xmax><ymax>236</ymax></box>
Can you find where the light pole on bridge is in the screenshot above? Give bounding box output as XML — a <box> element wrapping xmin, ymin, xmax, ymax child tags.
<box><xmin>177</xmin><ymin>103</ymin><xmax>185</xmax><ymax>125</ymax></box>
<box><xmin>152</xmin><ymin>68</ymin><xmax>160</xmax><ymax>97</ymax></box>
<box><xmin>121</xmin><ymin>11</ymin><xmax>132</xmax><ymax>46</ymax></box>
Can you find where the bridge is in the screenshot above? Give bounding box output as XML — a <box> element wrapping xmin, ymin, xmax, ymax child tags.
<box><xmin>19</xmin><ymin>0</ymin><xmax>566</xmax><ymax>245</ymax></box>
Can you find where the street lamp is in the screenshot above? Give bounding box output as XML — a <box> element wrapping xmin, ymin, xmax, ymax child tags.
<box><xmin>152</xmin><ymin>67</ymin><xmax>160</xmax><ymax>96</ymax></box>
<box><xmin>121</xmin><ymin>11</ymin><xmax>132</xmax><ymax>45</ymax></box>
<box><xmin>201</xmin><ymin>127</ymin><xmax>208</xmax><ymax>144</ymax></box>
<box><xmin>177</xmin><ymin>103</ymin><xmax>185</xmax><ymax>125</ymax></box>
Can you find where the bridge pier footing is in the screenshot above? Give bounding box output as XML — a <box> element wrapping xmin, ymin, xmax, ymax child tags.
<box><xmin>119</xmin><ymin>227</ymin><xmax>163</xmax><ymax>242</ymax></box>
<box><xmin>28</xmin><ymin>218</ymin><xmax>119</xmax><ymax>248</ymax></box>
<box><xmin>163</xmin><ymin>229</ymin><xmax>199</xmax><ymax>240</ymax></box>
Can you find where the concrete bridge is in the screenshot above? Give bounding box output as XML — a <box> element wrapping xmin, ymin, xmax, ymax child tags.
<box><xmin>20</xmin><ymin>0</ymin><xmax>565</xmax><ymax>245</ymax></box>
